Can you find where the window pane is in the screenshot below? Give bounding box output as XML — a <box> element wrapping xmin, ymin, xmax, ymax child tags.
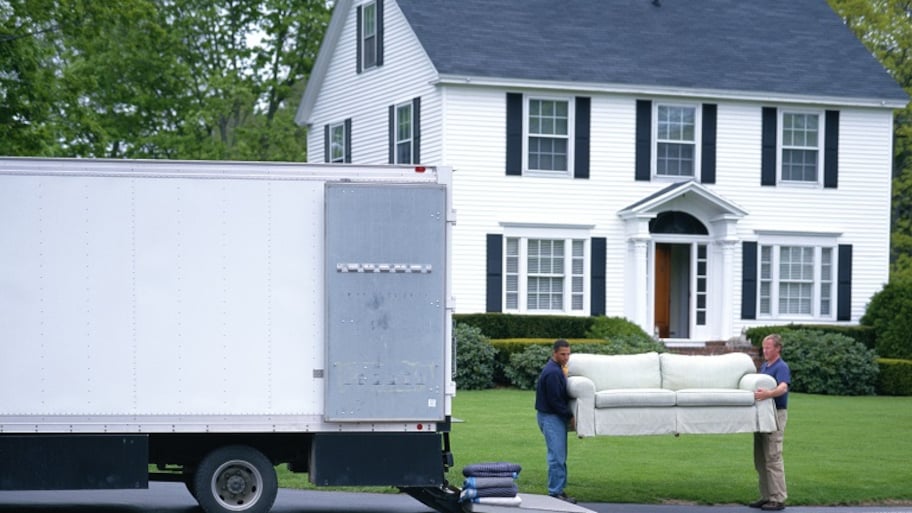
<box><xmin>396</xmin><ymin>104</ymin><xmax>412</xmax><ymax>164</ymax></box>
<box><xmin>362</xmin><ymin>3</ymin><xmax>377</xmax><ymax>68</ymax></box>
<box><xmin>330</xmin><ymin>124</ymin><xmax>345</xmax><ymax>162</ymax></box>
<box><xmin>528</xmin><ymin>99</ymin><xmax>569</xmax><ymax>172</ymax></box>
<box><xmin>657</xmin><ymin>143</ymin><xmax>694</xmax><ymax>176</ymax></box>
<box><xmin>782</xmin><ymin>112</ymin><xmax>819</xmax><ymax>182</ymax></box>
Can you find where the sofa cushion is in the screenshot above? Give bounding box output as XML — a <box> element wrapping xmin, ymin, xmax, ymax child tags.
<box><xmin>675</xmin><ymin>389</ymin><xmax>756</xmax><ymax>406</ymax></box>
<box><xmin>660</xmin><ymin>352</ymin><xmax>756</xmax><ymax>390</ymax></box>
<box><xmin>595</xmin><ymin>388</ymin><xmax>676</xmax><ymax>408</ymax></box>
<box><xmin>569</xmin><ymin>352</ymin><xmax>661</xmax><ymax>390</ymax></box>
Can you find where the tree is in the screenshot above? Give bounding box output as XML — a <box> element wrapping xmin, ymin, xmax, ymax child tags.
<box><xmin>828</xmin><ymin>0</ymin><xmax>912</xmax><ymax>281</ymax></box>
<box><xmin>0</xmin><ymin>0</ymin><xmax>331</xmax><ymax>161</ymax></box>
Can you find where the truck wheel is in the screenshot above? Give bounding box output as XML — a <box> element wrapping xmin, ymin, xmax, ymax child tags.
<box><xmin>193</xmin><ymin>445</ymin><xmax>277</xmax><ymax>513</ymax></box>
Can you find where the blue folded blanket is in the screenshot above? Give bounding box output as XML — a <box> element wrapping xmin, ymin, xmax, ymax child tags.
<box><xmin>464</xmin><ymin>476</ymin><xmax>516</xmax><ymax>489</ymax></box>
<box><xmin>460</xmin><ymin>484</ymin><xmax>519</xmax><ymax>501</ymax></box>
<box><xmin>462</xmin><ymin>462</ymin><xmax>522</xmax><ymax>478</ymax></box>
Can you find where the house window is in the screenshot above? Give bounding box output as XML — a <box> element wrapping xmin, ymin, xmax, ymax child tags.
<box><xmin>758</xmin><ymin>243</ymin><xmax>835</xmax><ymax>319</ymax></box>
<box><xmin>656</xmin><ymin>104</ymin><xmax>697</xmax><ymax>177</ymax></box>
<box><xmin>781</xmin><ymin>111</ymin><xmax>820</xmax><ymax>183</ymax></box>
<box><xmin>395</xmin><ymin>101</ymin><xmax>413</xmax><ymax>164</ymax></box>
<box><xmin>526</xmin><ymin>97</ymin><xmax>571</xmax><ymax>175</ymax></box>
<box><xmin>361</xmin><ymin>1</ymin><xmax>378</xmax><ymax>70</ymax></box>
<box><xmin>329</xmin><ymin>122</ymin><xmax>346</xmax><ymax>163</ymax></box>
<box><xmin>505</xmin><ymin>237</ymin><xmax>586</xmax><ymax>313</ymax></box>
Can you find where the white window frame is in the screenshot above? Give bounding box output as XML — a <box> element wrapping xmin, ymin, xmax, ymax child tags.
<box><xmin>361</xmin><ymin>1</ymin><xmax>378</xmax><ymax>70</ymax></box>
<box><xmin>523</xmin><ymin>95</ymin><xmax>574</xmax><ymax>177</ymax></box>
<box><xmin>502</xmin><ymin>225</ymin><xmax>590</xmax><ymax>314</ymax></box>
<box><xmin>329</xmin><ymin>121</ymin><xmax>347</xmax><ymax>163</ymax></box>
<box><xmin>394</xmin><ymin>101</ymin><xmax>413</xmax><ymax>164</ymax></box>
<box><xmin>653</xmin><ymin>102</ymin><xmax>701</xmax><ymax>180</ymax></box>
<box><xmin>778</xmin><ymin>108</ymin><xmax>823</xmax><ymax>185</ymax></box>
<box><xmin>756</xmin><ymin>232</ymin><xmax>838</xmax><ymax>320</ymax></box>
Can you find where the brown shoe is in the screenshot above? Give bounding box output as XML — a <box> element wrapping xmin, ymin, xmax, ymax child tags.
<box><xmin>748</xmin><ymin>499</ymin><xmax>769</xmax><ymax>509</ymax></box>
<box><xmin>761</xmin><ymin>501</ymin><xmax>785</xmax><ymax>511</ymax></box>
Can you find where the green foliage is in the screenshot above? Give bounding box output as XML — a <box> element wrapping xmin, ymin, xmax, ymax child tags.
<box><xmin>501</xmin><ymin>337</ymin><xmax>667</xmax><ymax>390</ymax></box>
<box><xmin>781</xmin><ymin>330</ymin><xmax>879</xmax><ymax>396</ymax></box>
<box><xmin>876</xmin><ymin>358</ymin><xmax>912</xmax><ymax>396</ymax></box>
<box><xmin>504</xmin><ymin>344</ymin><xmax>552</xmax><ymax>390</ymax></box>
<box><xmin>0</xmin><ymin>0</ymin><xmax>330</xmax><ymax>160</ymax></box>
<box><xmin>585</xmin><ymin>316</ymin><xmax>655</xmax><ymax>343</ymax></box>
<box><xmin>860</xmin><ymin>280</ymin><xmax>912</xmax><ymax>359</ymax></box>
<box><xmin>452</xmin><ymin>313</ymin><xmax>594</xmax><ymax>339</ymax></box>
<box><xmin>745</xmin><ymin>324</ymin><xmax>875</xmax><ymax>350</ymax></box>
<box><xmin>453</xmin><ymin>323</ymin><xmax>496</xmax><ymax>390</ymax></box>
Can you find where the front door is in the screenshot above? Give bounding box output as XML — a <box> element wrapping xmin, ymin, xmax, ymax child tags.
<box><xmin>654</xmin><ymin>244</ymin><xmax>671</xmax><ymax>338</ymax></box>
<box><xmin>654</xmin><ymin>242</ymin><xmax>696</xmax><ymax>339</ymax></box>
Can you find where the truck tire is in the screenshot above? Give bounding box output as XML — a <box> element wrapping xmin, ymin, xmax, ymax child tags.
<box><xmin>193</xmin><ymin>445</ymin><xmax>278</xmax><ymax>513</ymax></box>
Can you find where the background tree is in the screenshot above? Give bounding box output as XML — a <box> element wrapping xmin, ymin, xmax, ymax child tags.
<box><xmin>828</xmin><ymin>0</ymin><xmax>912</xmax><ymax>281</ymax></box>
<box><xmin>0</xmin><ymin>0</ymin><xmax>330</xmax><ymax>161</ymax></box>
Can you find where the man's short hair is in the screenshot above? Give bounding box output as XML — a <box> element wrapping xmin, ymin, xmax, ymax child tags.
<box><xmin>763</xmin><ymin>334</ymin><xmax>783</xmax><ymax>348</ymax></box>
<box><xmin>553</xmin><ymin>339</ymin><xmax>570</xmax><ymax>352</ymax></box>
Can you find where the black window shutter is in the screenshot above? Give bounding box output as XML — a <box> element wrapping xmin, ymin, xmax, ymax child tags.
<box><xmin>486</xmin><ymin>234</ymin><xmax>503</xmax><ymax>312</ymax></box>
<box><xmin>344</xmin><ymin>118</ymin><xmax>352</xmax><ymax>163</ymax></box>
<box><xmin>412</xmin><ymin>97</ymin><xmax>421</xmax><ymax>164</ymax></box>
<box><xmin>741</xmin><ymin>241</ymin><xmax>758</xmax><ymax>319</ymax></box>
<box><xmin>574</xmin><ymin>96</ymin><xmax>591</xmax><ymax>179</ymax></box>
<box><xmin>701</xmin><ymin>103</ymin><xmax>717</xmax><ymax>184</ymax></box>
<box><xmin>323</xmin><ymin>124</ymin><xmax>330</xmax><ymax>163</ymax></box>
<box><xmin>824</xmin><ymin>110</ymin><xmax>839</xmax><ymax>188</ymax></box>
<box><xmin>506</xmin><ymin>93</ymin><xmax>523</xmax><ymax>176</ymax></box>
<box><xmin>635</xmin><ymin>100</ymin><xmax>652</xmax><ymax>181</ymax></box>
<box><xmin>388</xmin><ymin>105</ymin><xmax>395</xmax><ymax>164</ymax></box>
<box><xmin>355</xmin><ymin>6</ymin><xmax>362</xmax><ymax>74</ymax></box>
<box><xmin>761</xmin><ymin>107</ymin><xmax>777</xmax><ymax>186</ymax></box>
<box><xmin>376</xmin><ymin>0</ymin><xmax>384</xmax><ymax>67</ymax></box>
<box><xmin>837</xmin><ymin>244</ymin><xmax>852</xmax><ymax>321</ymax></box>
<box><xmin>590</xmin><ymin>237</ymin><xmax>606</xmax><ymax>316</ymax></box>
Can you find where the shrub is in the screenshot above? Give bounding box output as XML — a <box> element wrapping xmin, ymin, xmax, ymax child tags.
<box><xmin>501</xmin><ymin>337</ymin><xmax>666</xmax><ymax>390</ymax></box>
<box><xmin>876</xmin><ymin>358</ymin><xmax>912</xmax><ymax>396</ymax></box>
<box><xmin>453</xmin><ymin>313</ymin><xmax>593</xmax><ymax>339</ymax></box>
<box><xmin>454</xmin><ymin>323</ymin><xmax>497</xmax><ymax>390</ymax></box>
<box><xmin>746</xmin><ymin>324</ymin><xmax>875</xmax><ymax>351</ymax></box>
<box><xmin>861</xmin><ymin>281</ymin><xmax>912</xmax><ymax>359</ymax></box>
<box><xmin>505</xmin><ymin>344</ymin><xmax>553</xmax><ymax>390</ymax></box>
<box><xmin>585</xmin><ymin>316</ymin><xmax>655</xmax><ymax>343</ymax></box>
<box><xmin>781</xmin><ymin>329</ymin><xmax>879</xmax><ymax>396</ymax></box>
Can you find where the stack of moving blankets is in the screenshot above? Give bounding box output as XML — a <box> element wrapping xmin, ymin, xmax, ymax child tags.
<box><xmin>460</xmin><ymin>462</ymin><xmax>522</xmax><ymax>507</ymax></box>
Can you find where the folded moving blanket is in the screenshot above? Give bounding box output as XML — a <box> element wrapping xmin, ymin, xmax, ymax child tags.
<box><xmin>459</xmin><ymin>485</ymin><xmax>519</xmax><ymax>502</ymax></box>
<box><xmin>469</xmin><ymin>496</ymin><xmax>523</xmax><ymax>506</ymax></box>
<box><xmin>463</xmin><ymin>476</ymin><xmax>516</xmax><ymax>489</ymax></box>
<box><xmin>462</xmin><ymin>462</ymin><xmax>522</xmax><ymax>478</ymax></box>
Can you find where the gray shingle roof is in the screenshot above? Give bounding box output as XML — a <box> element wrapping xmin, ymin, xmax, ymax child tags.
<box><xmin>395</xmin><ymin>0</ymin><xmax>908</xmax><ymax>104</ymax></box>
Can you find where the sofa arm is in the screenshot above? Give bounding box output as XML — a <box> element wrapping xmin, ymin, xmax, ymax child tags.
<box><xmin>739</xmin><ymin>373</ymin><xmax>777</xmax><ymax>392</ymax></box>
<box><xmin>567</xmin><ymin>376</ymin><xmax>596</xmax><ymax>437</ymax></box>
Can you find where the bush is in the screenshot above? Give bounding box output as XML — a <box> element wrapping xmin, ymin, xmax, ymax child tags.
<box><xmin>861</xmin><ymin>281</ymin><xmax>912</xmax><ymax>359</ymax></box>
<box><xmin>585</xmin><ymin>316</ymin><xmax>655</xmax><ymax>344</ymax></box>
<box><xmin>746</xmin><ymin>324</ymin><xmax>875</xmax><ymax>351</ymax></box>
<box><xmin>505</xmin><ymin>344</ymin><xmax>553</xmax><ymax>390</ymax></box>
<box><xmin>453</xmin><ymin>313</ymin><xmax>593</xmax><ymax>339</ymax></box>
<box><xmin>454</xmin><ymin>323</ymin><xmax>497</xmax><ymax>390</ymax></box>
<box><xmin>876</xmin><ymin>358</ymin><xmax>912</xmax><ymax>396</ymax></box>
<box><xmin>781</xmin><ymin>329</ymin><xmax>879</xmax><ymax>396</ymax></box>
<box><xmin>501</xmin><ymin>337</ymin><xmax>667</xmax><ymax>390</ymax></box>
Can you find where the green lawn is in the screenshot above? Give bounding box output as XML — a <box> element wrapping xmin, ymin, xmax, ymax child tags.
<box><xmin>278</xmin><ymin>389</ymin><xmax>912</xmax><ymax>506</ymax></box>
<box><xmin>447</xmin><ymin>389</ymin><xmax>912</xmax><ymax>506</ymax></box>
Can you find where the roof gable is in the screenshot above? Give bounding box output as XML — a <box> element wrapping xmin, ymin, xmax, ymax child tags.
<box><xmin>395</xmin><ymin>0</ymin><xmax>907</xmax><ymax>106</ymax></box>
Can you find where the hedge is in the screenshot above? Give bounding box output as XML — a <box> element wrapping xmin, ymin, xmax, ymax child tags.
<box><xmin>746</xmin><ymin>324</ymin><xmax>875</xmax><ymax>350</ymax></box>
<box><xmin>876</xmin><ymin>358</ymin><xmax>912</xmax><ymax>396</ymax></box>
<box><xmin>452</xmin><ymin>313</ymin><xmax>594</xmax><ymax>339</ymax></box>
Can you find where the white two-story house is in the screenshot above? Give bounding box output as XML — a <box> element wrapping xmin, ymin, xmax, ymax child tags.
<box><xmin>296</xmin><ymin>0</ymin><xmax>908</xmax><ymax>342</ymax></box>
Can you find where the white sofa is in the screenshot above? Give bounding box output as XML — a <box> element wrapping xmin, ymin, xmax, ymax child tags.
<box><xmin>567</xmin><ymin>351</ymin><xmax>778</xmax><ymax>437</ymax></box>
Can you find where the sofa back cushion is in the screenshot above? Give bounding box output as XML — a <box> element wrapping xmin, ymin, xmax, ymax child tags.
<box><xmin>660</xmin><ymin>352</ymin><xmax>756</xmax><ymax>390</ymax></box>
<box><xmin>568</xmin><ymin>352</ymin><xmax>661</xmax><ymax>390</ymax></box>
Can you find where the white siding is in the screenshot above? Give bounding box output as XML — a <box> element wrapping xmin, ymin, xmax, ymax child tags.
<box><xmin>306</xmin><ymin>1</ymin><xmax>442</xmax><ymax>166</ymax></box>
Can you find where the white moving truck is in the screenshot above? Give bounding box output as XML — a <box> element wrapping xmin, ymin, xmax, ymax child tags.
<box><xmin>0</xmin><ymin>157</ymin><xmax>459</xmax><ymax>513</ymax></box>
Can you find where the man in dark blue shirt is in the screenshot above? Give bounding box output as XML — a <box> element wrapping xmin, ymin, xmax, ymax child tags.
<box><xmin>535</xmin><ymin>339</ymin><xmax>575</xmax><ymax>503</ymax></box>
<box><xmin>751</xmin><ymin>333</ymin><xmax>791</xmax><ymax>511</ymax></box>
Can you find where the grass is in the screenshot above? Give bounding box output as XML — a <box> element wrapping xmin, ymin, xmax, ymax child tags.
<box><xmin>277</xmin><ymin>389</ymin><xmax>912</xmax><ymax>506</ymax></box>
<box><xmin>447</xmin><ymin>389</ymin><xmax>912</xmax><ymax>506</ymax></box>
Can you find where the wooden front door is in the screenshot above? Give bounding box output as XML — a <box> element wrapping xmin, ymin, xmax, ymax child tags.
<box><xmin>654</xmin><ymin>243</ymin><xmax>671</xmax><ymax>338</ymax></box>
